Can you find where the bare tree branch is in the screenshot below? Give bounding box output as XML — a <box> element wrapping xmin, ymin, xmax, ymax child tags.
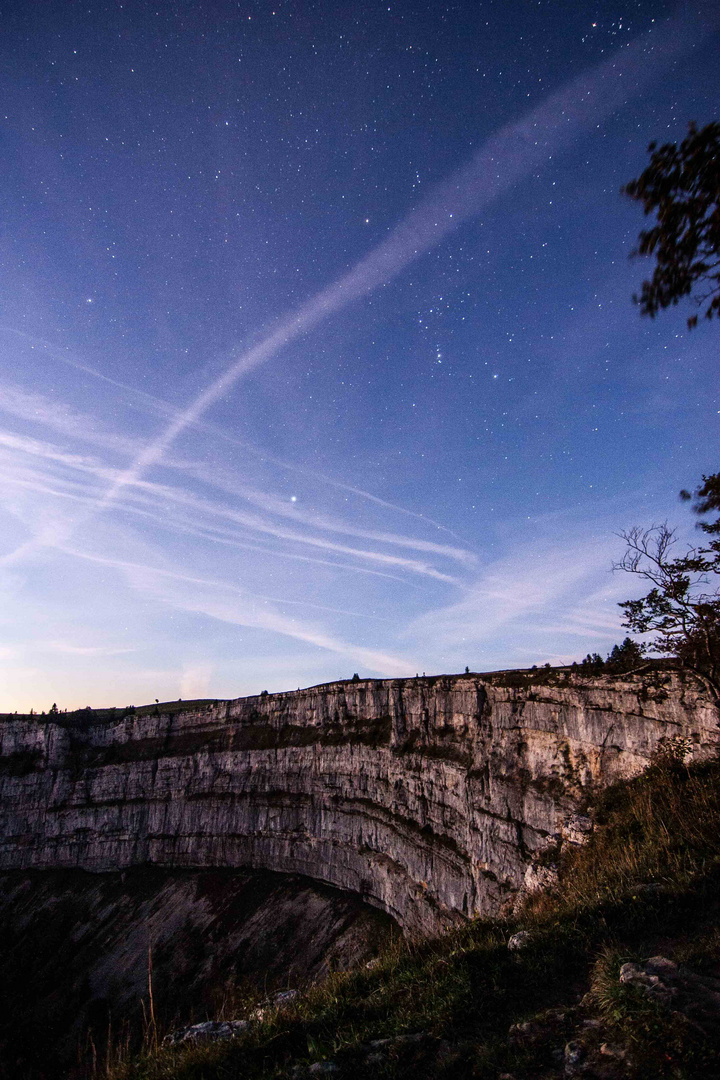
<box><xmin>614</xmin><ymin>522</ymin><xmax>720</xmax><ymax>701</ymax></box>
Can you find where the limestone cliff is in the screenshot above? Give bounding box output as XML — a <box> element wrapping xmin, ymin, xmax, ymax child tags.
<box><xmin>0</xmin><ymin>670</ymin><xmax>716</xmax><ymax>934</ymax></box>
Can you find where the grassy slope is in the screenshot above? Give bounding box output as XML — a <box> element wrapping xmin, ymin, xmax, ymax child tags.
<box><xmin>107</xmin><ymin>753</ymin><xmax>720</xmax><ymax>1080</ymax></box>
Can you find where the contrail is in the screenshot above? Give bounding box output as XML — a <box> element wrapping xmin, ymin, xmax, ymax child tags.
<box><xmin>100</xmin><ymin>7</ymin><xmax>711</xmax><ymax>507</ymax></box>
<box><xmin>3</xmin><ymin>5</ymin><xmax>714</xmax><ymax>571</ymax></box>
<box><xmin>0</xmin><ymin>328</ymin><xmax>460</xmax><ymax>533</ymax></box>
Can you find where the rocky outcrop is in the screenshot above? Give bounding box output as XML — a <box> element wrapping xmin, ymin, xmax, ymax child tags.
<box><xmin>0</xmin><ymin>670</ymin><xmax>716</xmax><ymax>934</ymax></box>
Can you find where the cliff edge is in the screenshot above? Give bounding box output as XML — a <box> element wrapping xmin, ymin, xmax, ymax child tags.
<box><xmin>0</xmin><ymin>668</ymin><xmax>716</xmax><ymax>934</ymax></box>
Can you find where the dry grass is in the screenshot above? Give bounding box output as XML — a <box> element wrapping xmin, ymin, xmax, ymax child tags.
<box><xmin>523</xmin><ymin>755</ymin><xmax>720</xmax><ymax>926</ymax></box>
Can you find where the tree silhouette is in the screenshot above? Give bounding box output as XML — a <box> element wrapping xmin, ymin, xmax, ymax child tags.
<box><xmin>623</xmin><ymin>121</ymin><xmax>720</xmax><ymax>329</ymax></box>
<box><xmin>614</xmin><ymin>522</ymin><xmax>720</xmax><ymax>699</ymax></box>
<box><xmin>605</xmin><ymin>637</ymin><xmax>646</xmax><ymax>672</ymax></box>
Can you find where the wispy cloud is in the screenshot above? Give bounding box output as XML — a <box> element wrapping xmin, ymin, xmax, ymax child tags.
<box><xmin>406</xmin><ymin>527</ymin><xmax>629</xmax><ymax>661</ymax></box>
<box><xmin>58</xmin><ymin>545</ymin><xmax>417</xmax><ymax>675</ymax></box>
<box><xmin>0</xmin><ymin>424</ymin><xmax>467</xmax><ymax>582</ymax></box>
<box><xmin>44</xmin><ymin>641</ymin><xmax>136</xmax><ymax>656</ymax></box>
<box><xmin>170</xmin><ymin>460</ymin><xmax>476</xmax><ymax>564</ymax></box>
<box><xmin>0</xmin><ymin>382</ymin><xmax>138</xmax><ymax>457</ymax></box>
<box><xmin>0</xmin><ymin>345</ymin><xmax>458</xmax><ymax>535</ymax></box>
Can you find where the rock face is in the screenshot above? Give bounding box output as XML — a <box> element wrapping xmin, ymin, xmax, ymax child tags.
<box><xmin>0</xmin><ymin>670</ymin><xmax>716</xmax><ymax>934</ymax></box>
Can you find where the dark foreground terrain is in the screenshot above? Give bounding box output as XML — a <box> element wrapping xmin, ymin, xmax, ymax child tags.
<box><xmin>100</xmin><ymin>752</ymin><xmax>720</xmax><ymax>1080</ymax></box>
<box><xmin>0</xmin><ymin>868</ymin><xmax>395</xmax><ymax>1079</ymax></box>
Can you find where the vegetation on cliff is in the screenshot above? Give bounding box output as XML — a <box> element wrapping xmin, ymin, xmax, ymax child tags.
<box><xmin>103</xmin><ymin>747</ymin><xmax>720</xmax><ymax>1080</ymax></box>
<box><xmin>611</xmin><ymin>466</ymin><xmax>720</xmax><ymax>701</ymax></box>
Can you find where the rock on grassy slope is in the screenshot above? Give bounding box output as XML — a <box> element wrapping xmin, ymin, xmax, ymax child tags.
<box><xmin>106</xmin><ymin>751</ymin><xmax>720</xmax><ymax>1080</ymax></box>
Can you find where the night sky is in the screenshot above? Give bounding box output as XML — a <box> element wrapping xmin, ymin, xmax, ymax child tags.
<box><xmin>1</xmin><ymin>1</ymin><xmax>717</xmax><ymax>710</ymax></box>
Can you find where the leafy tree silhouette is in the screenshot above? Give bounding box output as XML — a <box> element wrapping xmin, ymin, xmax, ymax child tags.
<box><xmin>623</xmin><ymin>121</ymin><xmax>720</xmax><ymax>328</ymax></box>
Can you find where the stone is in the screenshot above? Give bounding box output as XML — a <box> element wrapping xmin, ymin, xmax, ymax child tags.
<box><xmin>163</xmin><ymin>1019</ymin><xmax>248</xmax><ymax>1046</ymax></box>
<box><xmin>562</xmin><ymin>813</ymin><xmax>593</xmax><ymax>846</ymax></box>
<box><xmin>542</xmin><ymin>1008</ymin><xmax>568</xmax><ymax>1023</ymax></box>
<box><xmin>599</xmin><ymin>1042</ymin><xmax>626</xmax><ymax>1059</ymax></box>
<box><xmin>272</xmin><ymin>989</ymin><xmax>298</xmax><ymax>1006</ymax></box>
<box><xmin>564</xmin><ymin>1039</ymin><xmax>586</xmax><ymax>1076</ymax></box>
<box><xmin>508</xmin><ymin>931</ymin><xmax>533</xmax><ymax>951</ymax></box>
<box><xmin>620</xmin><ymin>955</ymin><xmax>720</xmax><ymax>1034</ymax></box>
<box><xmin>643</xmin><ymin>956</ymin><xmax>680</xmax><ymax>979</ymax></box>
<box><xmin>247</xmin><ymin>988</ymin><xmax>299</xmax><ymax>1022</ymax></box>
<box><xmin>513</xmin><ymin>860</ymin><xmax>560</xmax><ymax>910</ymax></box>
<box><xmin>508</xmin><ymin>1020</ymin><xmax>543</xmax><ymax>1041</ymax></box>
<box><xmin>633</xmin><ymin>882</ymin><xmax>662</xmax><ymax>895</ymax></box>
<box><xmin>619</xmin><ymin>959</ymin><xmax>678</xmax><ymax>1006</ymax></box>
<box><xmin>370</xmin><ymin>1032</ymin><xmax>426</xmax><ymax>1049</ymax></box>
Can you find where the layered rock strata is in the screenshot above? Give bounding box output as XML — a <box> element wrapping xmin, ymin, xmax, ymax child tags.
<box><xmin>0</xmin><ymin>671</ymin><xmax>716</xmax><ymax>934</ymax></box>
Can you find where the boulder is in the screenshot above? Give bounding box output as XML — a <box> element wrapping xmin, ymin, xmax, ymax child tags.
<box><xmin>163</xmin><ymin>1019</ymin><xmax>248</xmax><ymax>1046</ymax></box>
